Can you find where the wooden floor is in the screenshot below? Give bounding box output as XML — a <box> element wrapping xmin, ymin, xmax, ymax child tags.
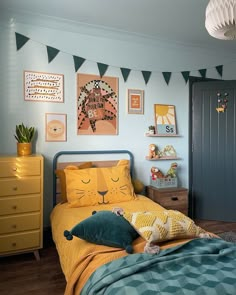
<box><xmin>1</xmin><ymin>220</ymin><xmax>236</xmax><ymax>295</ymax></box>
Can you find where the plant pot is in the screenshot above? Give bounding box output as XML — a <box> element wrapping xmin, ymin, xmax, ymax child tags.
<box><xmin>17</xmin><ymin>142</ymin><xmax>32</xmax><ymax>156</ymax></box>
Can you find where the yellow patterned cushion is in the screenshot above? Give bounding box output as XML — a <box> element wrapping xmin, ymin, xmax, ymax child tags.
<box><xmin>65</xmin><ymin>165</ymin><xmax>136</xmax><ymax>207</ymax></box>
<box><xmin>123</xmin><ymin>210</ymin><xmax>205</xmax><ymax>243</ymax></box>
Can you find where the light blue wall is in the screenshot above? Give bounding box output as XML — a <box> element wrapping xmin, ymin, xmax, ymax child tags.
<box><xmin>1</xmin><ymin>15</ymin><xmax>236</xmax><ymax>227</ymax></box>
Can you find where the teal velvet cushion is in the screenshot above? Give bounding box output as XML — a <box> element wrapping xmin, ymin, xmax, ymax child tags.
<box><xmin>64</xmin><ymin>211</ymin><xmax>139</xmax><ymax>253</ymax></box>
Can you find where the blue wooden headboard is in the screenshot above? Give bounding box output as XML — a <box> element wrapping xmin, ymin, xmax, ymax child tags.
<box><xmin>52</xmin><ymin>150</ymin><xmax>134</xmax><ymax>206</ymax></box>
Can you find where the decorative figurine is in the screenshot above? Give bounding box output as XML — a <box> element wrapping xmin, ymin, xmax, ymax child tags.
<box><xmin>148</xmin><ymin>144</ymin><xmax>159</xmax><ymax>159</ymax></box>
<box><xmin>151</xmin><ymin>167</ymin><xmax>165</xmax><ymax>179</ymax></box>
<box><xmin>165</xmin><ymin>162</ymin><xmax>178</xmax><ymax>178</ymax></box>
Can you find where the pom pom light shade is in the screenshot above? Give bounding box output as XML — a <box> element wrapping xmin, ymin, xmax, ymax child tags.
<box><xmin>205</xmin><ymin>0</ymin><xmax>236</xmax><ymax>40</ymax></box>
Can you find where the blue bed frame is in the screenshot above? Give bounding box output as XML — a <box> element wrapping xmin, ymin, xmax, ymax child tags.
<box><xmin>52</xmin><ymin>150</ymin><xmax>134</xmax><ymax>206</ymax></box>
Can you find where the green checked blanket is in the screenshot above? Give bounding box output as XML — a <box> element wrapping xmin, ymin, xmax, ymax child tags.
<box><xmin>81</xmin><ymin>238</ymin><xmax>236</xmax><ymax>295</ymax></box>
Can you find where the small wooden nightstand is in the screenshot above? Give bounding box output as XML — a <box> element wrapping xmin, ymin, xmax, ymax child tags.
<box><xmin>146</xmin><ymin>186</ymin><xmax>188</xmax><ymax>215</ymax></box>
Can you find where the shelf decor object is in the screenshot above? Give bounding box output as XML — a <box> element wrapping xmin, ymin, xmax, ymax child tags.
<box><xmin>154</xmin><ymin>104</ymin><xmax>177</xmax><ymax>135</ymax></box>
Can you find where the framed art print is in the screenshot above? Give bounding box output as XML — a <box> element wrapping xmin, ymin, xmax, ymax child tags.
<box><xmin>154</xmin><ymin>104</ymin><xmax>177</xmax><ymax>135</ymax></box>
<box><xmin>127</xmin><ymin>89</ymin><xmax>144</xmax><ymax>114</ymax></box>
<box><xmin>77</xmin><ymin>73</ymin><xmax>118</xmax><ymax>135</ymax></box>
<box><xmin>45</xmin><ymin>113</ymin><xmax>67</xmax><ymax>141</ymax></box>
<box><xmin>24</xmin><ymin>71</ymin><xmax>64</xmax><ymax>103</ymax></box>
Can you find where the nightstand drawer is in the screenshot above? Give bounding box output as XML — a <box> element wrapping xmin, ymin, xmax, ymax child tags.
<box><xmin>0</xmin><ymin>195</ymin><xmax>41</xmax><ymax>215</ymax></box>
<box><xmin>0</xmin><ymin>178</ymin><xmax>41</xmax><ymax>196</ymax></box>
<box><xmin>146</xmin><ymin>186</ymin><xmax>188</xmax><ymax>215</ymax></box>
<box><xmin>0</xmin><ymin>213</ymin><xmax>40</xmax><ymax>234</ymax></box>
<box><xmin>0</xmin><ymin>158</ymin><xmax>41</xmax><ymax>177</ymax></box>
<box><xmin>0</xmin><ymin>231</ymin><xmax>40</xmax><ymax>253</ymax></box>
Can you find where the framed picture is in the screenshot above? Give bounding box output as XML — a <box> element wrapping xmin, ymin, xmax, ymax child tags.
<box><xmin>77</xmin><ymin>73</ymin><xmax>118</xmax><ymax>135</ymax></box>
<box><xmin>45</xmin><ymin>113</ymin><xmax>67</xmax><ymax>142</ymax></box>
<box><xmin>154</xmin><ymin>104</ymin><xmax>177</xmax><ymax>135</ymax></box>
<box><xmin>24</xmin><ymin>71</ymin><xmax>64</xmax><ymax>103</ymax></box>
<box><xmin>127</xmin><ymin>89</ymin><xmax>144</xmax><ymax>114</ymax></box>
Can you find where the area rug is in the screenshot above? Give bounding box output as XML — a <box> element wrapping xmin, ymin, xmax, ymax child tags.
<box><xmin>218</xmin><ymin>231</ymin><xmax>236</xmax><ymax>243</ymax></box>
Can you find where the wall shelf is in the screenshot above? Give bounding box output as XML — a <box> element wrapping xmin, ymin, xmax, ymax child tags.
<box><xmin>145</xmin><ymin>133</ymin><xmax>181</xmax><ymax>137</ymax></box>
<box><xmin>145</xmin><ymin>156</ymin><xmax>181</xmax><ymax>161</ymax></box>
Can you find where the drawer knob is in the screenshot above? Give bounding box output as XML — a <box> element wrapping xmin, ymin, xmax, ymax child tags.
<box><xmin>12</xmin><ymin>242</ymin><xmax>16</xmax><ymax>247</ymax></box>
<box><xmin>12</xmin><ymin>167</ymin><xmax>17</xmax><ymax>172</ymax></box>
<box><xmin>12</xmin><ymin>205</ymin><xmax>17</xmax><ymax>210</ymax></box>
<box><xmin>13</xmin><ymin>186</ymin><xmax>18</xmax><ymax>191</ymax></box>
<box><xmin>171</xmin><ymin>196</ymin><xmax>178</xmax><ymax>201</ymax></box>
<box><xmin>12</xmin><ymin>224</ymin><xmax>17</xmax><ymax>229</ymax></box>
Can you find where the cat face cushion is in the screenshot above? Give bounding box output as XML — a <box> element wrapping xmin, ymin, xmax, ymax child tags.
<box><xmin>65</xmin><ymin>165</ymin><xmax>136</xmax><ymax>207</ymax></box>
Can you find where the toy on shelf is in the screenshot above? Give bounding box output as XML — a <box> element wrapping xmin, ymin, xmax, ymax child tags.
<box><xmin>151</xmin><ymin>167</ymin><xmax>165</xmax><ymax>180</ymax></box>
<box><xmin>147</xmin><ymin>143</ymin><xmax>159</xmax><ymax>159</ymax></box>
<box><xmin>162</xmin><ymin>145</ymin><xmax>177</xmax><ymax>157</ymax></box>
<box><xmin>165</xmin><ymin>162</ymin><xmax>178</xmax><ymax>178</ymax></box>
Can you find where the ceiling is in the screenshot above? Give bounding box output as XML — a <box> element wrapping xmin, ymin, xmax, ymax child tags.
<box><xmin>1</xmin><ymin>0</ymin><xmax>236</xmax><ymax>53</ymax></box>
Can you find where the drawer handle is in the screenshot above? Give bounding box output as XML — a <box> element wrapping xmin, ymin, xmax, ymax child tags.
<box><xmin>12</xmin><ymin>205</ymin><xmax>17</xmax><ymax>210</ymax></box>
<box><xmin>12</xmin><ymin>224</ymin><xmax>17</xmax><ymax>229</ymax></box>
<box><xmin>171</xmin><ymin>196</ymin><xmax>178</xmax><ymax>201</ymax></box>
<box><xmin>12</xmin><ymin>186</ymin><xmax>18</xmax><ymax>191</ymax></box>
<box><xmin>12</xmin><ymin>167</ymin><xmax>17</xmax><ymax>172</ymax></box>
<box><xmin>12</xmin><ymin>242</ymin><xmax>16</xmax><ymax>247</ymax></box>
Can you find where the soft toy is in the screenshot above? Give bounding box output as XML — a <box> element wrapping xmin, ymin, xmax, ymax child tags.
<box><xmin>151</xmin><ymin>166</ymin><xmax>164</xmax><ymax>180</ymax></box>
<box><xmin>148</xmin><ymin>144</ymin><xmax>159</xmax><ymax>159</ymax></box>
<box><xmin>165</xmin><ymin>162</ymin><xmax>178</xmax><ymax>178</ymax></box>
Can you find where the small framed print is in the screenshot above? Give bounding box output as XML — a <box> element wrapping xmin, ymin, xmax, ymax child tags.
<box><xmin>154</xmin><ymin>104</ymin><xmax>177</xmax><ymax>135</ymax></box>
<box><xmin>45</xmin><ymin>113</ymin><xmax>67</xmax><ymax>142</ymax></box>
<box><xmin>24</xmin><ymin>71</ymin><xmax>64</xmax><ymax>103</ymax></box>
<box><xmin>127</xmin><ymin>89</ymin><xmax>144</xmax><ymax>114</ymax></box>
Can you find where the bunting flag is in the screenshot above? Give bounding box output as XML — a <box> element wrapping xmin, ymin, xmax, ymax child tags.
<box><xmin>97</xmin><ymin>62</ymin><xmax>108</xmax><ymax>77</ymax></box>
<box><xmin>73</xmin><ymin>55</ymin><xmax>85</xmax><ymax>72</ymax></box>
<box><xmin>120</xmin><ymin>68</ymin><xmax>131</xmax><ymax>82</ymax></box>
<box><xmin>142</xmin><ymin>71</ymin><xmax>152</xmax><ymax>84</ymax></box>
<box><xmin>199</xmin><ymin>69</ymin><xmax>207</xmax><ymax>78</ymax></box>
<box><xmin>181</xmin><ymin>71</ymin><xmax>190</xmax><ymax>84</ymax></box>
<box><xmin>15</xmin><ymin>32</ymin><xmax>29</xmax><ymax>51</ymax></box>
<box><xmin>15</xmin><ymin>31</ymin><xmax>226</xmax><ymax>85</ymax></box>
<box><xmin>47</xmin><ymin>46</ymin><xmax>60</xmax><ymax>63</ymax></box>
<box><xmin>216</xmin><ymin>65</ymin><xmax>223</xmax><ymax>77</ymax></box>
<box><xmin>162</xmin><ymin>72</ymin><xmax>172</xmax><ymax>85</ymax></box>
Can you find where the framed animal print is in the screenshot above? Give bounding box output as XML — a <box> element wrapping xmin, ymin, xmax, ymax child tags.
<box><xmin>45</xmin><ymin>113</ymin><xmax>67</xmax><ymax>142</ymax></box>
<box><xmin>154</xmin><ymin>104</ymin><xmax>177</xmax><ymax>135</ymax></box>
<box><xmin>77</xmin><ymin>73</ymin><xmax>118</xmax><ymax>135</ymax></box>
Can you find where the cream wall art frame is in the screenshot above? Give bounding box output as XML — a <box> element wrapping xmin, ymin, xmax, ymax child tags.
<box><xmin>154</xmin><ymin>104</ymin><xmax>177</xmax><ymax>135</ymax></box>
<box><xmin>24</xmin><ymin>71</ymin><xmax>64</xmax><ymax>103</ymax></box>
<box><xmin>45</xmin><ymin>113</ymin><xmax>67</xmax><ymax>142</ymax></box>
<box><xmin>127</xmin><ymin>89</ymin><xmax>144</xmax><ymax>114</ymax></box>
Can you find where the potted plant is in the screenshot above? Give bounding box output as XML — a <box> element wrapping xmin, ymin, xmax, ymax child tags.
<box><xmin>148</xmin><ymin>125</ymin><xmax>155</xmax><ymax>134</ymax></box>
<box><xmin>14</xmin><ymin>123</ymin><xmax>35</xmax><ymax>156</ymax></box>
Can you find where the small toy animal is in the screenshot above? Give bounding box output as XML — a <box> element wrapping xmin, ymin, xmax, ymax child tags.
<box><xmin>165</xmin><ymin>162</ymin><xmax>178</xmax><ymax>178</ymax></box>
<box><xmin>148</xmin><ymin>144</ymin><xmax>159</xmax><ymax>159</ymax></box>
<box><xmin>151</xmin><ymin>167</ymin><xmax>164</xmax><ymax>179</ymax></box>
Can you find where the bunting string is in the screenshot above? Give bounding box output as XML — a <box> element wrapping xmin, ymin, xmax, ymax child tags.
<box><xmin>15</xmin><ymin>32</ymin><xmax>224</xmax><ymax>85</ymax></box>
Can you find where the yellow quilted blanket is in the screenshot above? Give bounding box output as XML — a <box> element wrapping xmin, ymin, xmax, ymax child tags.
<box><xmin>50</xmin><ymin>195</ymin><xmax>199</xmax><ymax>295</ymax></box>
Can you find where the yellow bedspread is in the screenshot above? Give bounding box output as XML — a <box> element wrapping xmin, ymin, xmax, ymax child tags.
<box><xmin>50</xmin><ymin>195</ymin><xmax>196</xmax><ymax>295</ymax></box>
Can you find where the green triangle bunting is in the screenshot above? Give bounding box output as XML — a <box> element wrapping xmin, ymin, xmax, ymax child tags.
<box><xmin>73</xmin><ymin>55</ymin><xmax>85</xmax><ymax>72</ymax></box>
<box><xmin>216</xmin><ymin>65</ymin><xmax>223</xmax><ymax>77</ymax></box>
<box><xmin>162</xmin><ymin>72</ymin><xmax>172</xmax><ymax>85</ymax></box>
<box><xmin>97</xmin><ymin>62</ymin><xmax>108</xmax><ymax>77</ymax></box>
<box><xmin>120</xmin><ymin>68</ymin><xmax>131</xmax><ymax>82</ymax></box>
<box><xmin>141</xmin><ymin>71</ymin><xmax>152</xmax><ymax>84</ymax></box>
<box><xmin>181</xmin><ymin>71</ymin><xmax>190</xmax><ymax>83</ymax></box>
<box><xmin>47</xmin><ymin>46</ymin><xmax>60</xmax><ymax>63</ymax></box>
<box><xmin>199</xmin><ymin>68</ymin><xmax>207</xmax><ymax>78</ymax></box>
<box><xmin>15</xmin><ymin>32</ymin><xmax>29</xmax><ymax>51</ymax></box>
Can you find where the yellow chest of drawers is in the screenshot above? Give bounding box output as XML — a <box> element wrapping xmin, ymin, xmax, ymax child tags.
<box><xmin>0</xmin><ymin>154</ymin><xmax>43</xmax><ymax>260</ymax></box>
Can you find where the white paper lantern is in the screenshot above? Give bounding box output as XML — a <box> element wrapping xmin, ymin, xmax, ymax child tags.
<box><xmin>205</xmin><ymin>0</ymin><xmax>236</xmax><ymax>40</ymax></box>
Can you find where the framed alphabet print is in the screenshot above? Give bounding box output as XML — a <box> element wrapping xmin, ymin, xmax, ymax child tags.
<box><xmin>154</xmin><ymin>104</ymin><xmax>177</xmax><ymax>135</ymax></box>
<box><xmin>24</xmin><ymin>71</ymin><xmax>64</xmax><ymax>102</ymax></box>
<box><xmin>45</xmin><ymin>113</ymin><xmax>67</xmax><ymax>142</ymax></box>
<box><xmin>127</xmin><ymin>89</ymin><xmax>144</xmax><ymax>114</ymax></box>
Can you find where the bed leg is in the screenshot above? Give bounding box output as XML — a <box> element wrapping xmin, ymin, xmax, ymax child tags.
<box><xmin>33</xmin><ymin>250</ymin><xmax>40</xmax><ymax>261</ymax></box>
